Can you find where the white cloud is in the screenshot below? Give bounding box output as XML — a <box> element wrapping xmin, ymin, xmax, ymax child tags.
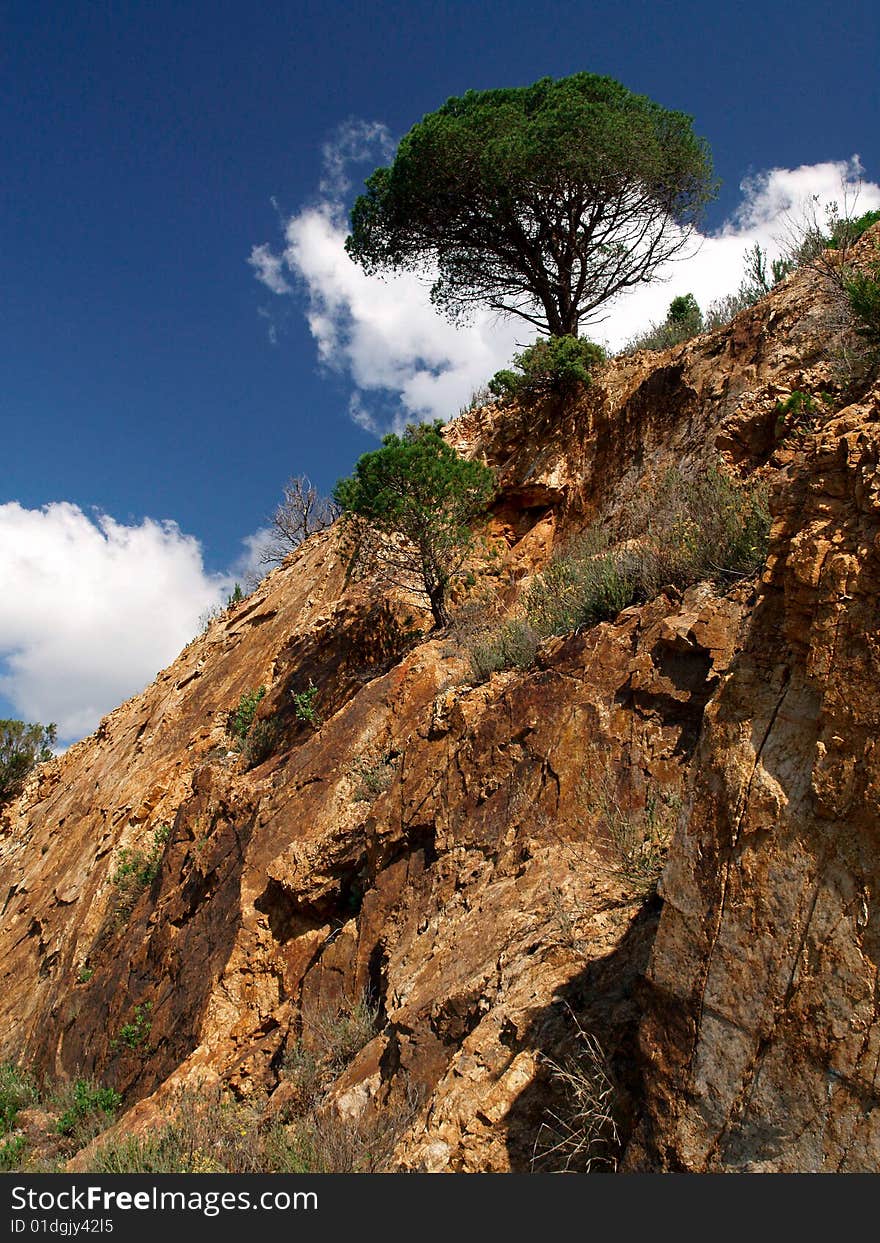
<box><xmin>0</xmin><ymin>503</ymin><xmax>232</xmax><ymax>741</ymax></box>
<box><xmin>319</xmin><ymin>119</ymin><xmax>395</xmax><ymax>198</ymax></box>
<box><xmin>229</xmin><ymin>524</ymin><xmax>275</xmax><ymax>584</ymax></box>
<box><xmin>602</xmin><ymin>157</ymin><xmax>880</xmax><ymax>350</ymax></box>
<box><xmin>253</xmin><ymin>140</ymin><xmax>880</xmax><ymax>428</ymax></box>
<box><xmin>249</xmin><ymin>243</ymin><xmax>292</xmax><ymax>295</ymax></box>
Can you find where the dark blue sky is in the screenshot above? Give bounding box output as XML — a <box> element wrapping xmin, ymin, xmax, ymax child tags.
<box><xmin>3</xmin><ymin>0</ymin><xmax>878</xmax><ymax>573</ymax></box>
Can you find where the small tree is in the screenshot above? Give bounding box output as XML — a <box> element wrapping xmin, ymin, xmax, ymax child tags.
<box><xmin>260</xmin><ymin>475</ymin><xmax>340</xmax><ymax>566</ymax></box>
<box><xmin>489</xmin><ymin>335</ymin><xmax>605</xmax><ymax>402</ymax></box>
<box><xmin>624</xmin><ymin>292</ymin><xmax>703</xmax><ymax>353</ymax></box>
<box><xmin>333</xmin><ymin>423</ymin><xmax>495</xmax><ymax>628</ymax></box>
<box><xmin>346</xmin><ymin>73</ymin><xmax>715</xmax><ymax>337</ymax></box>
<box><xmin>0</xmin><ymin>719</ymin><xmax>57</xmax><ymax>804</ymax></box>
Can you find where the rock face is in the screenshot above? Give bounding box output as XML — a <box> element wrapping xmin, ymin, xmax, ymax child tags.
<box><xmin>627</xmin><ymin>388</ymin><xmax>880</xmax><ymax>1172</ymax></box>
<box><xmin>2</xmin><ymin>235</ymin><xmax>880</xmax><ymax>1171</ymax></box>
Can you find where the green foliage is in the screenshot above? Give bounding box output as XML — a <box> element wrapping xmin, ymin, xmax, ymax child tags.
<box><xmin>467</xmin><ymin>468</ymin><xmax>770</xmax><ymax>680</ymax></box>
<box><xmin>844</xmin><ymin>264</ymin><xmax>880</xmax><ymax>347</ymax></box>
<box><xmin>113</xmin><ymin>1002</ymin><xmax>153</xmax><ymax>1053</ymax></box>
<box><xmin>667</xmin><ymin>293</ymin><xmax>701</xmax><ymax>327</ymax></box>
<box><xmin>467</xmin><ymin>617</ymin><xmax>540</xmax><ymax>682</ymax></box>
<box><xmin>828</xmin><ymin>208</ymin><xmax>880</xmax><ymax>250</ymax></box>
<box><xmin>346</xmin><ymin>73</ymin><xmax>715</xmax><ymax>337</ymax></box>
<box><xmin>0</xmin><ymin>1133</ymin><xmax>26</xmax><ymax>1170</ymax></box>
<box><xmin>226</xmin><ymin>583</ymin><xmax>245</xmax><ymax>607</ymax></box>
<box><xmin>334</xmin><ymin>422</ymin><xmax>496</xmax><ymax>628</ymax></box>
<box><xmin>489</xmin><ymin>336</ymin><xmax>605</xmax><ymax>401</ymax></box>
<box><xmin>773</xmin><ymin>390</ymin><xmax>835</xmax><ymax>441</ymax></box>
<box><xmin>0</xmin><ymin>1065</ymin><xmax>39</xmax><ymax>1135</ymax></box>
<box><xmin>291</xmin><ymin>683</ymin><xmax>321</xmax><ymax>728</ymax></box>
<box><xmin>624</xmin><ymin>293</ymin><xmax>703</xmax><ymax>353</ymax></box>
<box><xmin>111</xmin><ymin>824</ymin><xmax>171</xmax><ymax>913</ymax></box>
<box><xmin>0</xmin><ymin>719</ymin><xmax>56</xmax><ymax>803</ymax></box>
<box><xmin>229</xmin><ymin>686</ymin><xmax>266</xmax><ymax>743</ymax></box>
<box><xmin>56</xmin><ymin>1081</ymin><xmax>122</xmax><ymax>1137</ymax></box>
<box><xmin>76</xmin><ymin>966</ymin><xmax>94</xmax><ymax>984</ymax></box>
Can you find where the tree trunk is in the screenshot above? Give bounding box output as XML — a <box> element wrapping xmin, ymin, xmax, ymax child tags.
<box><xmin>428</xmin><ymin>588</ymin><xmax>450</xmax><ymax>630</ymax></box>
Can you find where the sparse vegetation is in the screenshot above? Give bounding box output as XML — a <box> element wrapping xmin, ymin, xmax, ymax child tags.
<box><xmin>89</xmin><ymin>993</ymin><xmax>402</xmax><ymax>1174</ymax></box>
<box><xmin>351</xmin><ymin>751</ymin><xmax>400</xmax><ymax>802</ymax></box>
<box><xmin>282</xmin><ymin>992</ymin><xmax>381</xmax><ymax>1109</ymax></box>
<box><xmin>228</xmin><ymin>686</ymin><xmax>267</xmax><ymax>744</ymax></box>
<box><xmin>260</xmin><ymin>475</ymin><xmax>340</xmax><ymax>567</ymax></box>
<box><xmin>489</xmin><ymin>336</ymin><xmax>605</xmax><ymax>402</ymax></box>
<box><xmin>624</xmin><ymin>293</ymin><xmax>704</xmax><ymax>353</ymax></box>
<box><xmin>0</xmin><ymin>719</ymin><xmax>56</xmax><ymax>804</ymax></box>
<box><xmin>773</xmin><ymin>389</ymin><xmax>835</xmax><ymax>442</ymax></box>
<box><xmin>466</xmin><ymin>467</ymin><xmax>770</xmax><ymax>680</ymax></box>
<box><xmin>90</xmin><ymin>1087</ymin><xmax>417</xmax><ymax>1174</ymax></box>
<box><xmin>112</xmin><ymin>1002</ymin><xmax>153</xmax><ymax>1053</ymax></box>
<box><xmin>458</xmin><ymin>384</ymin><xmax>493</xmax><ymax>417</ymax></box>
<box><xmin>56</xmin><ymin>1080</ymin><xmax>122</xmax><ymax>1138</ymax></box>
<box><xmin>532</xmin><ymin>1008</ymin><xmax>620</xmax><ymax>1173</ymax></box>
<box><xmin>586</xmin><ymin>775</ymin><xmax>681</xmax><ymax>896</ymax></box>
<box><xmin>0</xmin><ymin>1066</ymin><xmax>123</xmax><ymax>1172</ymax></box>
<box><xmin>291</xmin><ymin>683</ymin><xmax>321</xmax><ymax>728</ymax></box>
<box><xmin>0</xmin><ymin>1064</ymin><xmax>39</xmax><ymax>1136</ymax></box>
<box><xmin>241</xmin><ymin>716</ymin><xmax>281</xmax><ymax>767</ymax></box>
<box><xmin>111</xmin><ymin>825</ymin><xmax>171</xmax><ymax>914</ymax></box>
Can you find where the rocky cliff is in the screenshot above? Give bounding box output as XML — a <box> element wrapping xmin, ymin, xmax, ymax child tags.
<box><xmin>3</xmin><ymin>233</ymin><xmax>879</xmax><ymax>1172</ymax></box>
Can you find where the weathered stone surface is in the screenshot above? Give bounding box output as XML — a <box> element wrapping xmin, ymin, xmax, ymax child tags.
<box><xmin>627</xmin><ymin>382</ymin><xmax>880</xmax><ymax>1172</ymax></box>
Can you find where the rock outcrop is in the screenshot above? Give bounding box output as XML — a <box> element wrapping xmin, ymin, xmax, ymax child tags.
<box><xmin>3</xmin><ymin>231</ymin><xmax>879</xmax><ymax>1171</ymax></box>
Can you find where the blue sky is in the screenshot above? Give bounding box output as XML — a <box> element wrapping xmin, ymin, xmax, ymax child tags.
<box><xmin>2</xmin><ymin>0</ymin><xmax>878</xmax><ymax>740</ymax></box>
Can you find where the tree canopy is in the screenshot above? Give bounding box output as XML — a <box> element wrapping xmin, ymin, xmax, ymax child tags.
<box><xmin>0</xmin><ymin>719</ymin><xmax>56</xmax><ymax>804</ymax></box>
<box><xmin>333</xmin><ymin>422</ymin><xmax>495</xmax><ymax>628</ymax></box>
<box><xmin>346</xmin><ymin>73</ymin><xmax>716</xmax><ymax>337</ymax></box>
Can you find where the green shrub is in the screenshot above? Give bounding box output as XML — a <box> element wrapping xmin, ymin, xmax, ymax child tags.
<box><xmin>829</xmin><ymin>209</ymin><xmax>880</xmax><ymax>250</ymax></box>
<box><xmin>772</xmin><ymin>390</ymin><xmax>835</xmax><ymax>441</ymax></box>
<box><xmin>112</xmin><ymin>1002</ymin><xmax>152</xmax><ymax>1053</ymax></box>
<box><xmin>624</xmin><ymin>293</ymin><xmax>703</xmax><ymax>353</ymax></box>
<box><xmin>228</xmin><ymin>686</ymin><xmax>266</xmax><ymax>744</ymax></box>
<box><xmin>0</xmin><ymin>720</ymin><xmax>56</xmax><ymax>804</ymax></box>
<box><xmin>844</xmin><ymin>264</ymin><xmax>880</xmax><ymax>347</ymax></box>
<box><xmin>0</xmin><ymin>1134</ymin><xmax>27</xmax><ymax>1171</ymax></box>
<box><xmin>56</xmin><ymin>1080</ymin><xmax>122</xmax><ymax>1137</ymax></box>
<box><xmin>291</xmin><ymin>683</ymin><xmax>321</xmax><ymax>728</ymax></box>
<box><xmin>0</xmin><ymin>1065</ymin><xmax>39</xmax><ymax>1135</ymax></box>
<box><xmin>111</xmin><ymin>825</ymin><xmax>171</xmax><ymax>914</ymax></box>
<box><xmin>468</xmin><ymin>617</ymin><xmax>539</xmax><ymax>682</ymax></box>
<box><xmin>489</xmin><ymin>336</ymin><xmax>605</xmax><ymax>402</ymax></box>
